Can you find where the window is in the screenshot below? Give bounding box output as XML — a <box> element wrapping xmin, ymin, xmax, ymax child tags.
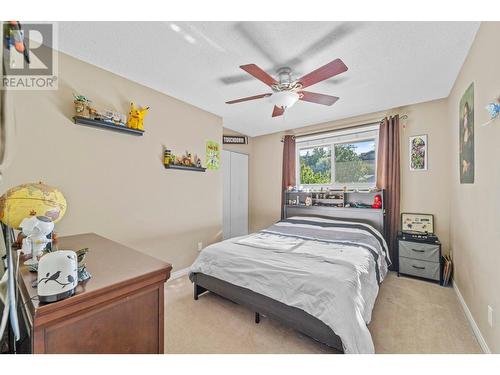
<box><xmin>296</xmin><ymin>124</ymin><xmax>379</xmax><ymax>189</ymax></box>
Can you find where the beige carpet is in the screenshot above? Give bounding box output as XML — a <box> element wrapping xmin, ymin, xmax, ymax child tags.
<box><xmin>164</xmin><ymin>272</ymin><xmax>481</xmax><ymax>354</ymax></box>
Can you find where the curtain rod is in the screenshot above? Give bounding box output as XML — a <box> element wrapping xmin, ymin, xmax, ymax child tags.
<box><xmin>282</xmin><ymin>114</ymin><xmax>408</xmax><ymax>142</ymax></box>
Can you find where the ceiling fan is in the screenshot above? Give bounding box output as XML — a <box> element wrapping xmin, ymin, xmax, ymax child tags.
<box><xmin>225</xmin><ymin>58</ymin><xmax>348</xmax><ymax>117</ymax></box>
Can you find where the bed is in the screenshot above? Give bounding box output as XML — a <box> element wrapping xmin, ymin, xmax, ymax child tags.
<box><xmin>189</xmin><ymin>215</ymin><xmax>390</xmax><ymax>354</ymax></box>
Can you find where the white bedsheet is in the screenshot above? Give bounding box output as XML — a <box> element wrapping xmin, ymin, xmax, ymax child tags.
<box><xmin>236</xmin><ymin>232</ymin><xmax>304</xmax><ymax>251</ymax></box>
<box><xmin>189</xmin><ymin>216</ymin><xmax>388</xmax><ymax>353</ymax></box>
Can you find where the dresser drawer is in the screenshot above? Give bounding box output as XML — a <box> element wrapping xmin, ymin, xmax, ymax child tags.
<box><xmin>399</xmin><ymin>257</ymin><xmax>440</xmax><ymax>281</ymax></box>
<box><xmin>399</xmin><ymin>240</ymin><xmax>440</xmax><ymax>262</ymax></box>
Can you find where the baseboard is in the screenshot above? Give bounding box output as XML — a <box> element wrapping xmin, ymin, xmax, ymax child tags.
<box><xmin>453</xmin><ymin>279</ymin><xmax>491</xmax><ymax>354</ymax></box>
<box><xmin>170</xmin><ymin>267</ymin><xmax>190</xmax><ymax>280</ymax></box>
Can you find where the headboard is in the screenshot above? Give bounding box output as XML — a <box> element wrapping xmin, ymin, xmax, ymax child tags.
<box><xmin>283</xmin><ymin>206</ymin><xmax>385</xmax><ymax>235</ymax></box>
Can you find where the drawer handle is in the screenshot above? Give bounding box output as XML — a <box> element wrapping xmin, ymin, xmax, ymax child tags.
<box><xmin>411</xmin><ymin>249</ymin><xmax>425</xmax><ymax>253</ymax></box>
<box><xmin>412</xmin><ymin>265</ymin><xmax>426</xmax><ymax>270</ymax></box>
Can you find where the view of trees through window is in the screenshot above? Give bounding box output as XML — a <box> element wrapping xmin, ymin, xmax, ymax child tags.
<box><xmin>299</xmin><ymin>139</ymin><xmax>376</xmax><ymax>185</ymax></box>
<box><xmin>334</xmin><ymin>140</ymin><xmax>376</xmax><ymax>184</ymax></box>
<box><xmin>299</xmin><ymin>146</ymin><xmax>331</xmax><ymax>184</ymax></box>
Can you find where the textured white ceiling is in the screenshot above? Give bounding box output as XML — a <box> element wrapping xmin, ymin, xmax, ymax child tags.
<box><xmin>56</xmin><ymin>21</ymin><xmax>479</xmax><ymax>136</ymax></box>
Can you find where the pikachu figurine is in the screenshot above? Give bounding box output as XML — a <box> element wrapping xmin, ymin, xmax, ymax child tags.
<box><xmin>126</xmin><ymin>102</ymin><xmax>150</xmax><ymax>131</ymax></box>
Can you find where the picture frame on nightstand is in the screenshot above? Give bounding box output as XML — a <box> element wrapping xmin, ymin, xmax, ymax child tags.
<box><xmin>401</xmin><ymin>213</ymin><xmax>434</xmax><ymax>234</ymax></box>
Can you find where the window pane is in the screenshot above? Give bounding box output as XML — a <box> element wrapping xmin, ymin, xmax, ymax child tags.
<box><xmin>334</xmin><ymin>140</ymin><xmax>376</xmax><ymax>184</ymax></box>
<box><xmin>299</xmin><ymin>146</ymin><xmax>332</xmax><ymax>184</ymax></box>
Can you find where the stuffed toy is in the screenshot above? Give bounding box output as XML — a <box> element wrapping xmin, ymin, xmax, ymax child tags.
<box><xmin>126</xmin><ymin>102</ymin><xmax>149</xmax><ymax>130</ymax></box>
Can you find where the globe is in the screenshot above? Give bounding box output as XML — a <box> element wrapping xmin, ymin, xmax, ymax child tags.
<box><xmin>0</xmin><ymin>182</ymin><xmax>67</xmax><ymax>229</ymax></box>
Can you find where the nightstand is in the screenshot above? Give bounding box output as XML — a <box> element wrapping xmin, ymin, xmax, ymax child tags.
<box><xmin>397</xmin><ymin>235</ymin><xmax>442</xmax><ymax>284</ymax></box>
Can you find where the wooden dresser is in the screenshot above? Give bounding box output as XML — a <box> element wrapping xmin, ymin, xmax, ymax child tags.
<box><xmin>15</xmin><ymin>233</ymin><xmax>172</xmax><ymax>354</ymax></box>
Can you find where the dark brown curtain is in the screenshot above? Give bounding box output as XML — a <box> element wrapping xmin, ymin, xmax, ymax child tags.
<box><xmin>281</xmin><ymin>135</ymin><xmax>296</xmax><ymax>218</ymax></box>
<box><xmin>376</xmin><ymin>115</ymin><xmax>400</xmax><ymax>270</ymax></box>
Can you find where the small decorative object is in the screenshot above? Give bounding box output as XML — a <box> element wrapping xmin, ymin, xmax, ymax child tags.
<box><xmin>205</xmin><ymin>140</ymin><xmax>220</xmax><ymax>170</ymax></box>
<box><xmin>459</xmin><ymin>83</ymin><xmax>474</xmax><ymax>184</ymax></box>
<box><xmin>19</xmin><ymin>216</ymin><xmax>54</xmax><ymax>268</ymax></box>
<box><xmin>305</xmin><ymin>196</ymin><xmax>312</xmax><ymax>206</ymax></box>
<box><xmin>409</xmin><ymin>134</ymin><xmax>428</xmax><ymax>171</ymax></box>
<box><xmin>126</xmin><ymin>102</ymin><xmax>149</xmax><ymax>131</ymax></box>
<box><xmin>482</xmin><ymin>95</ymin><xmax>500</xmax><ymax>126</ymax></box>
<box><xmin>163</xmin><ymin>149</ymin><xmax>172</xmax><ymax>166</ymax></box>
<box><xmin>95</xmin><ymin>109</ymin><xmax>114</xmax><ymax>123</ymax></box>
<box><xmin>371</xmin><ymin>194</ymin><xmax>382</xmax><ymax>209</ymax></box>
<box><xmin>180</xmin><ymin>151</ymin><xmax>192</xmax><ymax>166</ymax></box>
<box><xmin>0</xmin><ymin>182</ymin><xmax>67</xmax><ymax>229</ymax></box>
<box><xmin>194</xmin><ymin>154</ymin><xmax>202</xmax><ymax>168</ymax></box>
<box><xmin>401</xmin><ymin>213</ymin><xmax>434</xmax><ymax>234</ymax></box>
<box><xmin>112</xmin><ymin>111</ymin><xmax>125</xmax><ymax>126</ymax></box>
<box><xmin>37</xmin><ymin>250</ymin><xmax>78</xmax><ymax>303</ymax></box>
<box><xmin>223</xmin><ymin>135</ymin><xmax>247</xmax><ymax>144</ymax></box>
<box><xmin>87</xmin><ymin>105</ymin><xmax>98</xmax><ymax>120</ymax></box>
<box><xmin>76</xmin><ymin>247</ymin><xmax>91</xmax><ymax>282</ymax></box>
<box><xmin>73</xmin><ymin>94</ymin><xmax>91</xmax><ymax>118</ymax></box>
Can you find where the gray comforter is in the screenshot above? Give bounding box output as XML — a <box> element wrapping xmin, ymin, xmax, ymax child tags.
<box><xmin>189</xmin><ymin>216</ymin><xmax>390</xmax><ymax>353</ymax></box>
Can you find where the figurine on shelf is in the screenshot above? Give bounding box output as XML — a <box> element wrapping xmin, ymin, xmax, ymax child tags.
<box><xmin>372</xmin><ymin>194</ymin><xmax>382</xmax><ymax>209</ymax></box>
<box><xmin>95</xmin><ymin>109</ymin><xmax>114</xmax><ymax>123</ymax></box>
<box><xmin>305</xmin><ymin>196</ymin><xmax>312</xmax><ymax>206</ymax></box>
<box><xmin>181</xmin><ymin>151</ymin><xmax>193</xmax><ymax>166</ymax></box>
<box><xmin>126</xmin><ymin>102</ymin><xmax>149</xmax><ymax>131</ymax></box>
<box><xmin>163</xmin><ymin>149</ymin><xmax>172</xmax><ymax>166</ymax></box>
<box><xmin>192</xmin><ymin>154</ymin><xmax>202</xmax><ymax>168</ymax></box>
<box><xmin>73</xmin><ymin>94</ymin><xmax>91</xmax><ymax>118</ymax></box>
<box><xmin>112</xmin><ymin>112</ymin><xmax>126</xmax><ymax>126</ymax></box>
<box><xmin>88</xmin><ymin>105</ymin><xmax>98</xmax><ymax>120</ymax></box>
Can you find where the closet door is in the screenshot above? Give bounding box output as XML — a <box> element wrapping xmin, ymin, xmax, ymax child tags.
<box><xmin>222</xmin><ymin>150</ymin><xmax>231</xmax><ymax>240</ymax></box>
<box><xmin>229</xmin><ymin>152</ymin><xmax>249</xmax><ymax>237</ymax></box>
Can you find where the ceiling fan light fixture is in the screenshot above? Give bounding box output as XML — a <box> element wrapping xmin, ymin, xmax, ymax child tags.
<box><xmin>269</xmin><ymin>91</ymin><xmax>299</xmax><ymax>109</ymax></box>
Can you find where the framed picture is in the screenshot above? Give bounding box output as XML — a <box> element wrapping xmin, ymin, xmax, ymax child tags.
<box><xmin>409</xmin><ymin>134</ymin><xmax>428</xmax><ymax>171</ymax></box>
<box><xmin>205</xmin><ymin>140</ymin><xmax>220</xmax><ymax>170</ymax></box>
<box><xmin>459</xmin><ymin>82</ymin><xmax>474</xmax><ymax>184</ymax></box>
<box><xmin>401</xmin><ymin>213</ymin><xmax>434</xmax><ymax>234</ymax></box>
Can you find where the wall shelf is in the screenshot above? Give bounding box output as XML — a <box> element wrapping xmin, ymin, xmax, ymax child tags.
<box><xmin>73</xmin><ymin>116</ymin><xmax>145</xmax><ymax>136</ymax></box>
<box><xmin>164</xmin><ymin>164</ymin><xmax>206</xmax><ymax>172</ymax></box>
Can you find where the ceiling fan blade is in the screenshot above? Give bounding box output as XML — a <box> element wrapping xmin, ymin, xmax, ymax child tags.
<box><xmin>299</xmin><ymin>91</ymin><xmax>339</xmax><ymax>106</ymax></box>
<box><xmin>240</xmin><ymin>64</ymin><xmax>277</xmax><ymax>87</ymax></box>
<box><xmin>298</xmin><ymin>58</ymin><xmax>348</xmax><ymax>89</ymax></box>
<box><xmin>226</xmin><ymin>93</ymin><xmax>272</xmax><ymax>104</ymax></box>
<box><xmin>272</xmin><ymin>106</ymin><xmax>285</xmax><ymax>117</ymax></box>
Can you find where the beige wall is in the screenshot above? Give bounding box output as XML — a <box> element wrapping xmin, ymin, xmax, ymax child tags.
<box><xmin>0</xmin><ymin>51</ymin><xmax>223</xmax><ymax>271</ymax></box>
<box><xmin>249</xmin><ymin>100</ymin><xmax>451</xmax><ymax>254</ymax></box>
<box><xmin>447</xmin><ymin>22</ymin><xmax>500</xmax><ymax>353</ymax></box>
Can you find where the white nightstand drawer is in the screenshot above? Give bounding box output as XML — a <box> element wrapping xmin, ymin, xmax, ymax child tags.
<box><xmin>399</xmin><ymin>257</ymin><xmax>440</xmax><ymax>281</ymax></box>
<box><xmin>399</xmin><ymin>240</ymin><xmax>440</xmax><ymax>262</ymax></box>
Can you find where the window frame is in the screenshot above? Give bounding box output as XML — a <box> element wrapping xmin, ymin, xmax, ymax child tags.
<box><xmin>295</xmin><ymin>125</ymin><xmax>379</xmax><ymax>190</ymax></box>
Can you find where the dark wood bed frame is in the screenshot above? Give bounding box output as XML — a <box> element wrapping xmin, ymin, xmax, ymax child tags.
<box><xmin>192</xmin><ymin>208</ymin><xmax>385</xmax><ymax>353</ymax></box>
